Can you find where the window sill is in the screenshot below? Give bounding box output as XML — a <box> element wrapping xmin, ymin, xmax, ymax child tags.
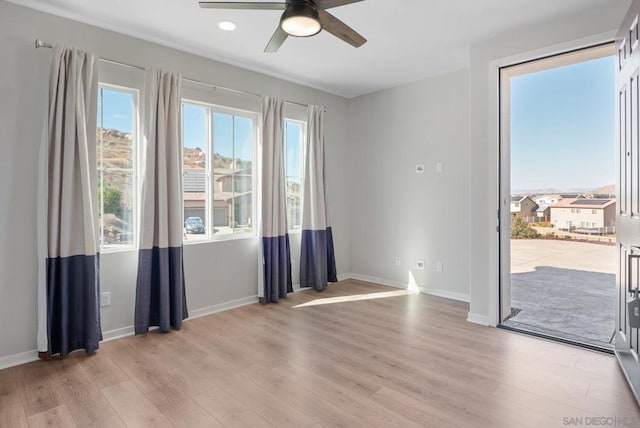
<box><xmin>183</xmin><ymin>232</ymin><xmax>257</xmax><ymax>246</ymax></box>
<box><xmin>100</xmin><ymin>245</ymin><xmax>137</xmax><ymax>254</ymax></box>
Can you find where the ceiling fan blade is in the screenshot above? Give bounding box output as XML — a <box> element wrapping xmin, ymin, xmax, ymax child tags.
<box><xmin>317</xmin><ymin>0</ymin><xmax>364</xmax><ymax>9</ymax></box>
<box><xmin>265</xmin><ymin>26</ymin><xmax>289</xmax><ymax>53</ymax></box>
<box><xmin>199</xmin><ymin>2</ymin><xmax>286</xmax><ymax>10</ymax></box>
<box><xmin>318</xmin><ymin>10</ymin><xmax>366</xmax><ymax>48</ymax></box>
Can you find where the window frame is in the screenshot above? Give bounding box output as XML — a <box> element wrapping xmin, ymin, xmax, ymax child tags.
<box><xmin>284</xmin><ymin>118</ymin><xmax>306</xmax><ymax>233</ymax></box>
<box><xmin>96</xmin><ymin>82</ymin><xmax>140</xmax><ymax>253</ymax></box>
<box><xmin>181</xmin><ymin>98</ymin><xmax>259</xmax><ymax>244</ymax></box>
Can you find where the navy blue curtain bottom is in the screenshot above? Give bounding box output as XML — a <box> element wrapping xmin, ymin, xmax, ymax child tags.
<box><xmin>135</xmin><ymin>246</ymin><xmax>188</xmax><ymax>334</ymax></box>
<box><xmin>262</xmin><ymin>235</ymin><xmax>293</xmax><ymax>303</ymax></box>
<box><xmin>300</xmin><ymin>227</ymin><xmax>338</xmax><ymax>291</ymax></box>
<box><xmin>46</xmin><ymin>253</ymin><xmax>102</xmax><ymax>356</ymax></box>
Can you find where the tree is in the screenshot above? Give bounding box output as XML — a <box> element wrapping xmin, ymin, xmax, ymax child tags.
<box><xmin>99</xmin><ymin>180</ymin><xmax>122</xmax><ymax>216</ymax></box>
<box><xmin>511</xmin><ymin>216</ymin><xmax>539</xmax><ymax>239</ymax></box>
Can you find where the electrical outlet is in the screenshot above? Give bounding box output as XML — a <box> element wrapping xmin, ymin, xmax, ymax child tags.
<box><xmin>436</xmin><ymin>262</ymin><xmax>443</xmax><ymax>272</ymax></box>
<box><xmin>436</xmin><ymin>162</ymin><xmax>443</xmax><ymax>173</ymax></box>
<box><xmin>100</xmin><ymin>292</ymin><xmax>111</xmax><ymax>307</ymax></box>
<box><xmin>395</xmin><ymin>257</ymin><xmax>401</xmax><ymax>266</ymax></box>
<box><xmin>416</xmin><ymin>260</ymin><xmax>425</xmax><ymax>270</ymax></box>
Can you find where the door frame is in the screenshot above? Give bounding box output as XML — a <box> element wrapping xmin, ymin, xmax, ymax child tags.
<box><xmin>498</xmin><ymin>43</ymin><xmax>616</xmax><ymax>326</ymax></box>
<box><xmin>480</xmin><ymin>31</ymin><xmax>618</xmax><ymax>327</ymax></box>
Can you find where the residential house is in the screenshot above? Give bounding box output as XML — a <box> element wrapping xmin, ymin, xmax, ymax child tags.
<box><xmin>183</xmin><ymin>166</ymin><xmax>253</xmax><ymax>228</ymax></box>
<box><xmin>510</xmin><ymin>195</ymin><xmax>538</xmax><ymax>219</ymax></box>
<box><xmin>550</xmin><ymin>198</ymin><xmax>616</xmax><ymax>232</ymax></box>
<box><xmin>535</xmin><ymin>194</ymin><xmax>561</xmax><ymax>205</ymax></box>
<box><xmin>536</xmin><ymin>204</ymin><xmax>551</xmax><ymax>221</ymax></box>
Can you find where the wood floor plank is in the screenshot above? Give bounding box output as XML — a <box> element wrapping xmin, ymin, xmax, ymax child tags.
<box><xmin>268</xmin><ymin>363</ymin><xmax>422</xmax><ymax>428</ymax></box>
<box><xmin>53</xmin><ymin>359</ymin><xmax>124</xmax><ymax>428</ymax></box>
<box><xmin>0</xmin><ymin>368</ymin><xmax>29</xmax><ymax>428</ymax></box>
<box><xmin>27</xmin><ymin>404</ymin><xmax>77</xmax><ymax>428</ymax></box>
<box><xmin>15</xmin><ymin>361</ymin><xmax>64</xmax><ymax>417</ymax></box>
<box><xmin>203</xmin><ymin>369</ymin><xmax>317</xmax><ymax>428</ymax></box>
<box><xmin>102</xmin><ymin>380</ymin><xmax>173</xmax><ymax>428</ymax></box>
<box><xmin>371</xmin><ymin>386</ymin><xmax>479</xmax><ymax>428</ymax></box>
<box><xmin>193</xmin><ymin>385</ymin><xmax>274</xmax><ymax>428</ymax></box>
<box><xmin>145</xmin><ymin>385</ymin><xmax>224</xmax><ymax>428</ymax></box>
<box><xmin>244</xmin><ymin>361</ymin><xmax>371</xmax><ymax>427</ymax></box>
<box><xmin>76</xmin><ymin>349</ymin><xmax>128</xmax><ymax>390</ymax></box>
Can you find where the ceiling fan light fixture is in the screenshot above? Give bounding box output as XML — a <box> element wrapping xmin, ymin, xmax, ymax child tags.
<box><xmin>218</xmin><ymin>20</ymin><xmax>237</xmax><ymax>31</ymax></box>
<box><xmin>280</xmin><ymin>3</ymin><xmax>322</xmax><ymax>37</ymax></box>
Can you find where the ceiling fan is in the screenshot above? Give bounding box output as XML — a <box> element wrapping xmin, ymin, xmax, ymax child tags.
<box><xmin>199</xmin><ymin>0</ymin><xmax>367</xmax><ymax>53</ymax></box>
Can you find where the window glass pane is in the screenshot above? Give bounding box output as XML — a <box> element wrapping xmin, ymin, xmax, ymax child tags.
<box><xmin>100</xmin><ymin>171</ymin><xmax>134</xmax><ymax>245</ymax></box>
<box><xmin>213</xmin><ymin>112</ymin><xmax>234</xmax><ymax>236</ymax></box>
<box><xmin>97</xmin><ymin>87</ymin><xmax>135</xmax><ymax>250</ymax></box>
<box><xmin>211</xmin><ymin>112</ymin><xmax>255</xmax><ymax>236</ymax></box>
<box><xmin>183</xmin><ymin>104</ymin><xmax>209</xmax><ymax>242</ymax></box>
<box><xmin>182</xmin><ymin>106</ymin><xmax>256</xmax><ymax>242</ymax></box>
<box><xmin>285</xmin><ymin>121</ymin><xmax>303</xmax><ymax>230</ymax></box>
<box><xmin>233</xmin><ymin>116</ymin><xmax>254</xmax><ymax>234</ymax></box>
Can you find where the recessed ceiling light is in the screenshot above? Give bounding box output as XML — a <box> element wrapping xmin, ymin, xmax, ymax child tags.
<box><xmin>218</xmin><ymin>20</ymin><xmax>237</xmax><ymax>31</ymax></box>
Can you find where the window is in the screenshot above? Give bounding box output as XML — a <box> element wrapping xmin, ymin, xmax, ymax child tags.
<box><xmin>182</xmin><ymin>101</ymin><xmax>256</xmax><ymax>242</ymax></box>
<box><xmin>284</xmin><ymin>120</ymin><xmax>305</xmax><ymax>231</ymax></box>
<box><xmin>592</xmin><ymin>209</ymin><xmax>598</xmax><ymax>214</ymax></box>
<box><xmin>97</xmin><ymin>86</ymin><xmax>138</xmax><ymax>250</ymax></box>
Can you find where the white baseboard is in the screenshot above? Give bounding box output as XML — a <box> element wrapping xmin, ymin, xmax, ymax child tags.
<box><xmin>0</xmin><ymin>350</ymin><xmax>39</xmax><ymax>371</ymax></box>
<box><xmin>292</xmin><ymin>273</ymin><xmax>361</xmax><ymax>292</ymax></box>
<box><xmin>341</xmin><ymin>272</ymin><xmax>470</xmax><ymax>303</ymax></box>
<box><xmin>467</xmin><ymin>312</ymin><xmax>492</xmax><ymax>326</ymax></box>
<box><xmin>344</xmin><ymin>272</ymin><xmax>411</xmax><ymax>290</ymax></box>
<box><xmin>102</xmin><ymin>326</ymin><xmax>136</xmax><ymax>342</ymax></box>
<box><xmin>419</xmin><ymin>288</ymin><xmax>470</xmax><ymax>303</ymax></box>
<box><xmin>337</xmin><ymin>272</ymin><xmax>353</xmax><ymax>282</ymax></box>
<box><xmin>187</xmin><ymin>295</ymin><xmax>258</xmax><ymax>320</ymax></box>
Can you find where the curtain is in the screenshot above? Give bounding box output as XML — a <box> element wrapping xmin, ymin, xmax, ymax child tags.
<box><xmin>300</xmin><ymin>105</ymin><xmax>337</xmax><ymax>291</ymax></box>
<box><xmin>37</xmin><ymin>46</ymin><xmax>102</xmax><ymax>356</ymax></box>
<box><xmin>135</xmin><ymin>69</ymin><xmax>187</xmax><ymax>334</ymax></box>
<box><xmin>260</xmin><ymin>96</ymin><xmax>292</xmax><ymax>303</ymax></box>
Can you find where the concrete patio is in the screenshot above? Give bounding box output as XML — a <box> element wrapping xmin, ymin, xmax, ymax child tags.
<box><xmin>504</xmin><ymin>239</ymin><xmax>616</xmax><ymax>349</ymax></box>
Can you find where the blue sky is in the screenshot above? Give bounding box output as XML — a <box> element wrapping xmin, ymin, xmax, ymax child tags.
<box><xmin>181</xmin><ymin>104</ymin><xmax>253</xmax><ymax>162</ymax></box>
<box><xmin>98</xmin><ymin>88</ymin><xmax>133</xmax><ymax>133</ymax></box>
<box><xmin>510</xmin><ymin>55</ymin><xmax>615</xmax><ymax>192</ymax></box>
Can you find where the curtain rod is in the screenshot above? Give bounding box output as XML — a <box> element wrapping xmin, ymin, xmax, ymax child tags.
<box><xmin>34</xmin><ymin>38</ymin><xmax>323</xmax><ymax>111</ymax></box>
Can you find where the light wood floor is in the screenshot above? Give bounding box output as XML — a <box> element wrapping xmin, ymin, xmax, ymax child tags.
<box><xmin>1</xmin><ymin>280</ymin><xmax>639</xmax><ymax>427</ymax></box>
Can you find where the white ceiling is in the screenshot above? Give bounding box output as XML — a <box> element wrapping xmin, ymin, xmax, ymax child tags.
<box><xmin>10</xmin><ymin>0</ymin><xmax>618</xmax><ymax>98</ymax></box>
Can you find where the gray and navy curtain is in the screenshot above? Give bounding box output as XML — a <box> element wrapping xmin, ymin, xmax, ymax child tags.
<box><xmin>37</xmin><ymin>46</ymin><xmax>102</xmax><ymax>356</ymax></box>
<box><xmin>134</xmin><ymin>69</ymin><xmax>187</xmax><ymax>334</ymax></box>
<box><xmin>260</xmin><ymin>96</ymin><xmax>292</xmax><ymax>303</ymax></box>
<box><xmin>300</xmin><ymin>105</ymin><xmax>337</xmax><ymax>291</ymax></box>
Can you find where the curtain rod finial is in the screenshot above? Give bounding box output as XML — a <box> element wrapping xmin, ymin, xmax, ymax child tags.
<box><xmin>35</xmin><ymin>39</ymin><xmax>53</xmax><ymax>49</ymax></box>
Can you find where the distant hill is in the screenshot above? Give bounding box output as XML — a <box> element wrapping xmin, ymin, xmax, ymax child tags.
<box><xmin>98</xmin><ymin>127</ymin><xmax>251</xmax><ymax>173</ymax></box>
<box><xmin>592</xmin><ymin>184</ymin><xmax>615</xmax><ymax>195</ymax></box>
<box><xmin>512</xmin><ymin>184</ymin><xmax>616</xmax><ymax>196</ymax></box>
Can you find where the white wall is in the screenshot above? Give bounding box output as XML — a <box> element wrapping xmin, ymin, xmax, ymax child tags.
<box><xmin>0</xmin><ymin>0</ymin><xmax>350</xmax><ymax>362</ymax></box>
<box><xmin>347</xmin><ymin>70</ymin><xmax>470</xmax><ymax>301</ymax></box>
<box><xmin>468</xmin><ymin>1</ymin><xmax>630</xmax><ymax>325</ymax></box>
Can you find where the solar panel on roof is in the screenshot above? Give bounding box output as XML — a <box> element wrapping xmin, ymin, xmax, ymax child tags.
<box><xmin>570</xmin><ymin>199</ymin><xmax>609</xmax><ymax>206</ymax></box>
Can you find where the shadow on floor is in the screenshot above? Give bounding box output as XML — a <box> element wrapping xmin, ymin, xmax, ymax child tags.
<box><xmin>502</xmin><ymin>266</ymin><xmax>615</xmax><ymax>349</ymax></box>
